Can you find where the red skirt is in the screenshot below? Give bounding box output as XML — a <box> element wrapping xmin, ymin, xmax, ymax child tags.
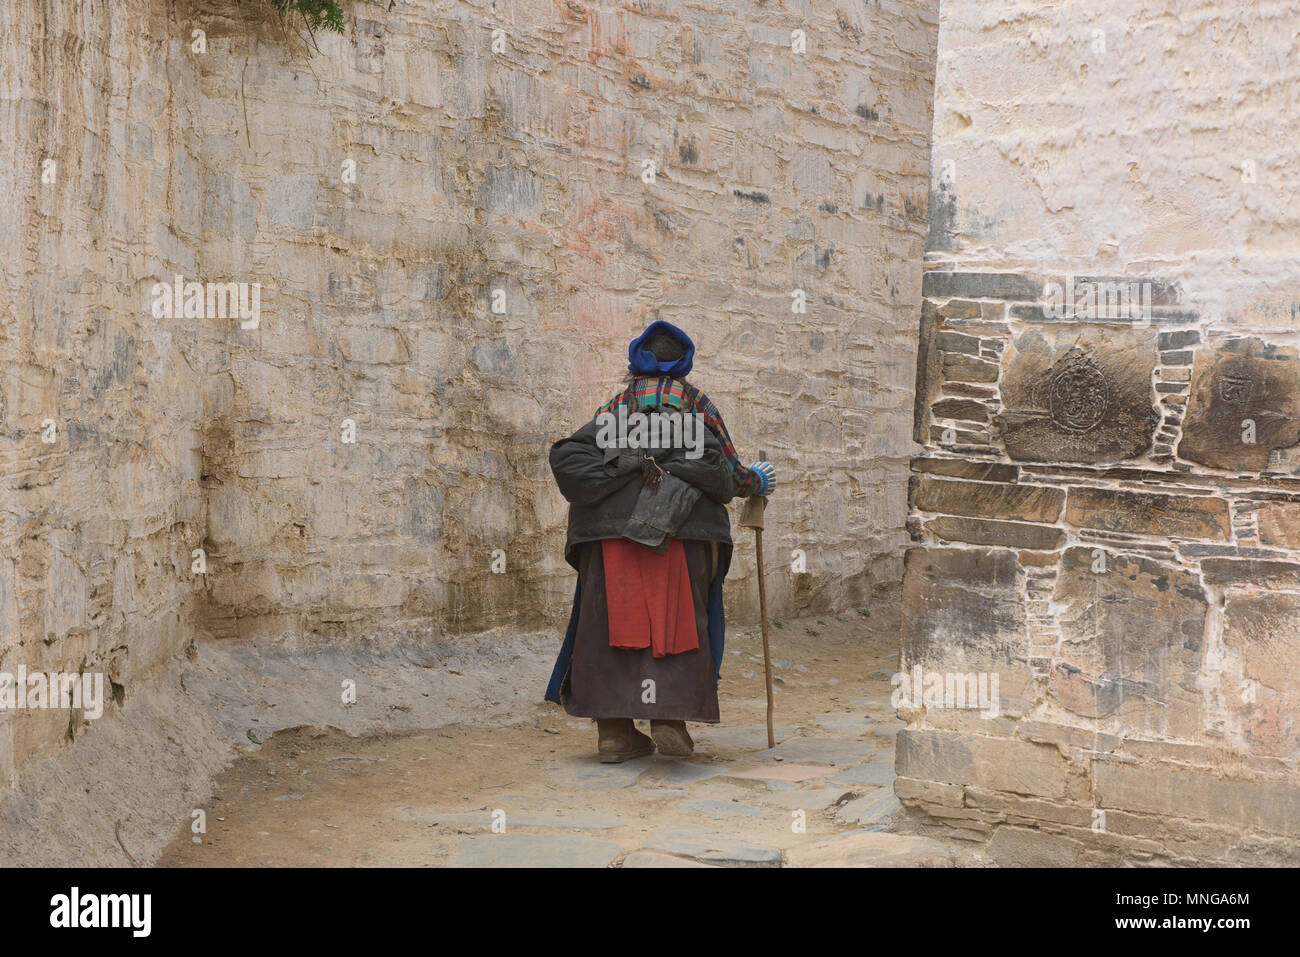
<box><xmin>559</xmin><ymin>540</ymin><xmax>719</xmax><ymax>722</ymax></box>
<box><xmin>601</xmin><ymin>539</ymin><xmax>700</xmax><ymax>657</ymax></box>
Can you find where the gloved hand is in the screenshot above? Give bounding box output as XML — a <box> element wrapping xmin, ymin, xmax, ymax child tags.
<box><xmin>749</xmin><ymin>460</ymin><xmax>776</xmax><ymax>495</ymax></box>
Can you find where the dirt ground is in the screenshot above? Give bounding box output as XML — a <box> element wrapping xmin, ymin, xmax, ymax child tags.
<box><xmin>158</xmin><ymin>607</ymin><xmax>950</xmax><ymax>867</ymax></box>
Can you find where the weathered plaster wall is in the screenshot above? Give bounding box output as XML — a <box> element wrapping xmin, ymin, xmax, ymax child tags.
<box><xmin>2</xmin><ymin>0</ymin><xmax>941</xmax><ymax>779</ymax></box>
<box><xmin>902</xmin><ymin>0</ymin><xmax>1300</xmax><ymax>863</ymax></box>
<box><xmin>184</xmin><ymin>0</ymin><xmax>940</xmax><ymax>640</ymax></box>
<box><xmin>1</xmin><ymin>0</ymin><xmax>210</xmax><ymax>785</ymax></box>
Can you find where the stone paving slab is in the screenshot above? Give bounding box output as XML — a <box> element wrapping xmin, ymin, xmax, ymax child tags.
<box><xmin>835</xmin><ymin>787</ymin><xmax>901</xmax><ymax>826</ymax></box>
<box><xmin>691</xmin><ymin>724</ymin><xmax>799</xmax><ymax>750</ymax></box>
<box><xmin>453</xmin><ymin>647</ymin><xmax>918</xmax><ymax>868</ymax></box>
<box><xmin>633</xmin><ymin>787</ymin><xmax>689</xmax><ymax>800</ymax></box>
<box><xmin>636</xmin><ymin>759</ymin><xmax>728</xmax><ymax>786</ymax></box>
<box><xmin>871</xmin><ymin>725</ymin><xmax>902</xmax><ymax>744</ymax></box>
<box><xmin>674</xmin><ymin>798</ymin><xmax>767</xmax><ymax>820</ymax></box>
<box><xmin>647</xmin><ymin>832</ymin><xmax>783</xmax><ymax>867</ymax></box>
<box><xmin>813</xmin><ymin>712</ymin><xmax>877</xmax><ymax>736</ymax></box>
<box><xmin>785</xmin><ymin>831</ymin><xmax>954</xmax><ymax>868</ymax></box>
<box><xmin>849</xmin><ymin>696</ymin><xmax>897</xmax><ymax>712</ymax></box>
<box><xmin>547</xmin><ymin>755</ymin><xmax>653</xmax><ymax>790</ymax></box>
<box><xmin>669</xmin><ymin>777</ymin><xmax>763</xmax><ymax>800</ymax></box>
<box><xmin>454</xmin><ymin>834</ymin><xmax>623</xmax><ymax>868</ymax></box>
<box><xmin>745</xmin><ymin>786</ymin><xmax>852</xmax><ymax>811</ymax></box>
<box><xmin>403</xmin><ymin>808</ymin><xmax>625</xmax><ymax>831</ymax></box>
<box><xmin>622</xmin><ymin>850</ymin><xmax>718</xmax><ymax>868</ymax></box>
<box><xmin>768</xmin><ymin>736</ymin><xmax>879</xmax><ymax>766</ymax></box>
<box><xmin>831</xmin><ymin>757</ymin><xmax>896</xmax><ymax>788</ymax></box>
<box><xmin>725</xmin><ymin>763</ymin><xmax>838</xmax><ymax>782</ymax></box>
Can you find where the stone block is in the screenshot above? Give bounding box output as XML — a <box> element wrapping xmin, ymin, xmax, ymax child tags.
<box><xmin>896</xmin><ymin>729</ymin><xmax>1072</xmax><ymax>800</ymax></box>
<box><xmin>963</xmin><ymin>786</ymin><xmax>1094</xmax><ymax>829</ymax></box>
<box><xmin>922</xmin><ymin>271</ymin><xmax>1041</xmax><ymax>301</ymax></box>
<box><xmin>1221</xmin><ymin>592</ymin><xmax>1300</xmax><ymax>758</ymax></box>
<box><xmin>985</xmin><ymin>825</ymin><xmax>1082</xmax><ymax>866</ymax></box>
<box><xmin>910</xmin><ymin>458</ymin><xmax>1019</xmax><ymax>483</ymax></box>
<box><xmin>938</xmin><ymin>298</ymin><xmax>982</xmax><ymax>319</ymax></box>
<box><xmin>1179</xmin><ymin>337</ymin><xmax>1300</xmax><ymax>470</ymax></box>
<box><xmin>1070</xmin><ymin>275</ymin><xmax>1182</xmax><ymax>307</ymax></box>
<box><xmin>942</xmin><ymin>353</ymin><xmax>1000</xmax><ymax>383</ymax></box>
<box><xmin>929</xmin><ymin>425</ymin><xmax>990</xmax><ymax>447</ymax></box>
<box><xmin>1094</xmin><ymin>761</ymin><xmax>1300</xmax><ymax>837</ymax></box>
<box><xmin>1050</xmin><ymin>547</ymin><xmax>1206</xmax><ymax>737</ymax></box>
<box><xmin>914</xmin><ymin>477</ymin><xmax>1064</xmax><ymax>524</ymax></box>
<box><xmin>935</xmin><ymin>331</ymin><xmax>982</xmax><ymax>356</ymax></box>
<box><xmin>1017</xmin><ymin>720</ymin><xmax>1122</xmax><ymax>754</ymax></box>
<box><xmin>996</xmin><ymin>327</ymin><xmax>1159</xmax><ymax>464</ymax></box>
<box><xmin>931</xmin><ymin>398</ymin><xmax>990</xmax><ymax>422</ymax></box>
<box><xmin>1256</xmin><ymin>503</ymin><xmax>1300</xmax><ymax>549</ymax></box>
<box><xmin>924</xmin><ymin>516</ymin><xmax>1064</xmax><ymax>550</ymax></box>
<box><xmin>1064</xmin><ymin>486</ymin><xmax>1230</xmax><ymax>540</ymax></box>
<box><xmin>1159</xmin><ymin>330</ymin><xmax>1200</xmax><ymax>350</ymax></box>
<box><xmin>893</xmin><ymin>775</ymin><xmax>965</xmax><ymax>808</ymax></box>
<box><xmin>913</xmin><ymin>298</ymin><xmax>943</xmax><ymax>443</ymax></box>
<box><xmin>941</xmin><ymin>382</ymin><xmax>998</xmax><ymax>399</ymax></box>
<box><xmin>902</xmin><ymin>546</ymin><xmax>1025</xmax><ymax>664</ymax></box>
<box><xmin>1201</xmin><ymin>558</ymin><xmax>1300</xmax><ymax>589</ymax></box>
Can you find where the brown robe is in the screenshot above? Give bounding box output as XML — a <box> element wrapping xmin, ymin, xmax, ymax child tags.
<box><xmin>559</xmin><ymin>539</ymin><xmax>719</xmax><ymax>723</ymax></box>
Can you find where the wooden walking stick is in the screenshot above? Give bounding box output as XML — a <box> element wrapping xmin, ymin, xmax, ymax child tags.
<box><xmin>739</xmin><ymin>450</ymin><xmax>774</xmax><ymax>749</ymax></box>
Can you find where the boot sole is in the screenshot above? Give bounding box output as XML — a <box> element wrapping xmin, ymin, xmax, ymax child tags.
<box><xmin>651</xmin><ymin>725</ymin><xmax>694</xmax><ymax>757</ymax></box>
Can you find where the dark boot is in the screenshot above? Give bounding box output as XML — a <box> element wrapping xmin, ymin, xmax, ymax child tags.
<box><xmin>596</xmin><ymin>719</ymin><xmax>654</xmax><ymax>763</ymax></box>
<box><xmin>650</xmin><ymin>719</ymin><xmax>693</xmax><ymax>757</ymax></box>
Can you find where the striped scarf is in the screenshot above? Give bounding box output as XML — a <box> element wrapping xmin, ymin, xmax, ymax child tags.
<box><xmin>594</xmin><ymin>376</ymin><xmax>760</xmax><ymax>497</ymax></box>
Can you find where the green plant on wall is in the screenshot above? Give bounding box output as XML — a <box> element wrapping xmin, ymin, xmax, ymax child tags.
<box><xmin>269</xmin><ymin>0</ymin><xmax>345</xmax><ymax>35</ymax></box>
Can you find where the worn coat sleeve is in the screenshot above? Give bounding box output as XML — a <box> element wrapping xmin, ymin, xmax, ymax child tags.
<box><xmin>549</xmin><ymin>420</ymin><xmax>641</xmax><ymax>506</ymax></box>
<box><xmin>661</xmin><ymin>424</ymin><xmax>737</xmax><ymax>505</ymax></box>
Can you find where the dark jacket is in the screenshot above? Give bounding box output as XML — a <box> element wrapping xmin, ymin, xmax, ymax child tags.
<box><xmin>544</xmin><ymin>404</ymin><xmax>739</xmax><ymax>702</ymax></box>
<box><xmin>548</xmin><ymin>405</ymin><xmax>737</xmax><ymax>569</ymax></box>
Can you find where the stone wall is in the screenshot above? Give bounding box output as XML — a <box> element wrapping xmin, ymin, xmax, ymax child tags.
<box><xmin>187</xmin><ymin>0</ymin><xmax>939</xmax><ymax>642</ymax></box>
<box><xmin>901</xmin><ymin>0</ymin><xmax>1300</xmax><ymax>864</ymax></box>
<box><xmin>1</xmin><ymin>0</ymin><xmax>209</xmax><ymax>785</ymax></box>
<box><xmin>2</xmin><ymin>0</ymin><xmax>941</xmax><ymax>779</ymax></box>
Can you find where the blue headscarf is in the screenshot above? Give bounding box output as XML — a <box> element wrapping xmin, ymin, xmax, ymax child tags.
<box><xmin>627</xmin><ymin>320</ymin><xmax>694</xmax><ymax>378</ymax></box>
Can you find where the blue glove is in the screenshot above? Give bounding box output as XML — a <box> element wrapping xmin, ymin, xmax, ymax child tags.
<box><xmin>749</xmin><ymin>461</ymin><xmax>776</xmax><ymax>495</ymax></box>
